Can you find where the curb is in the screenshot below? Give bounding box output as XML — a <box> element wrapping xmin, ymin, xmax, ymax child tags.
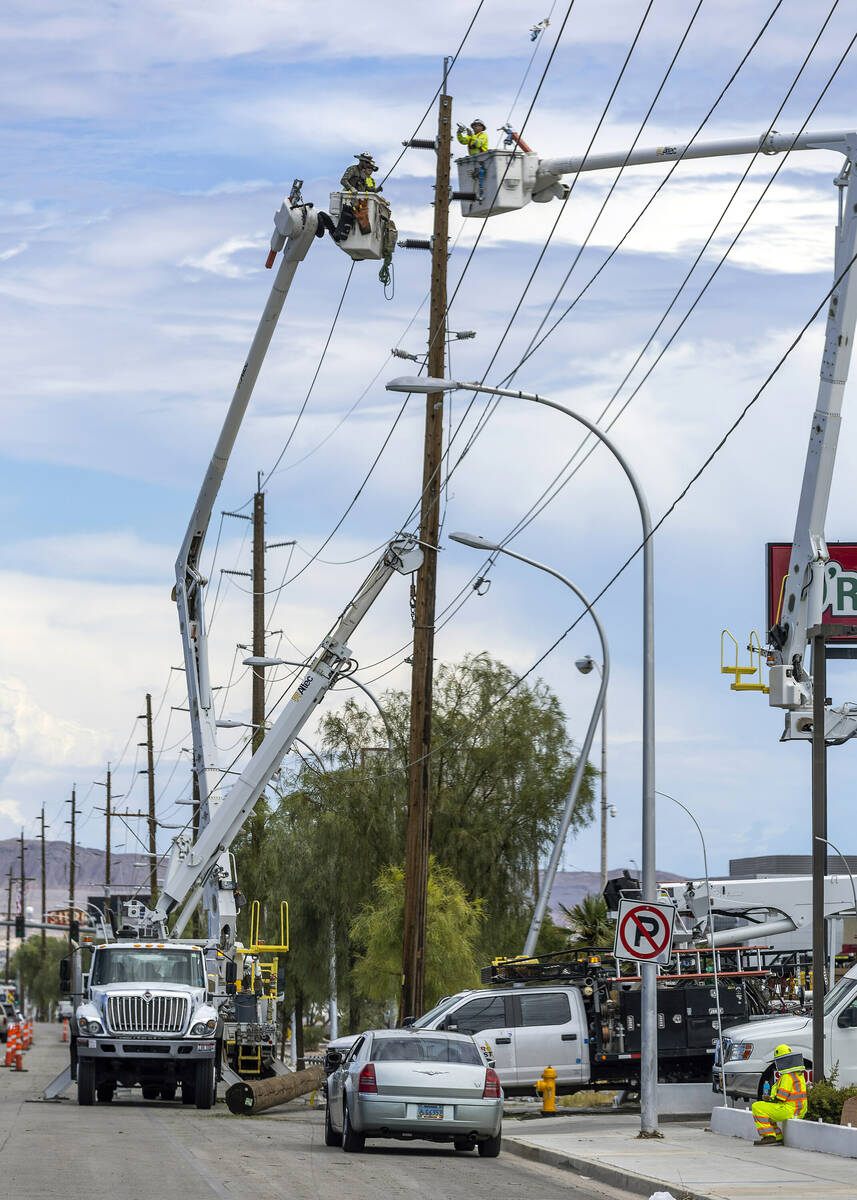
<box><xmin>502</xmin><ymin>1135</ymin><xmax>714</xmax><ymax>1200</ymax></box>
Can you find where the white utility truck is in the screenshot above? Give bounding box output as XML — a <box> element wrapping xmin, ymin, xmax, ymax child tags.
<box><xmin>53</xmin><ymin>181</ymin><xmax>419</xmax><ymax>1105</ymax></box>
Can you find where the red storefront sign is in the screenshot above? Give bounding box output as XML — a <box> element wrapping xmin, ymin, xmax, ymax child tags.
<box><xmin>767</xmin><ymin>543</ymin><xmax>857</xmax><ymax>642</ymax></box>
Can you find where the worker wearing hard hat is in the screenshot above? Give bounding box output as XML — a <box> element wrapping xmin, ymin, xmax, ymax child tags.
<box><xmin>341</xmin><ymin>153</ymin><xmax>382</xmax><ymax>193</ymax></box>
<box><xmin>457</xmin><ymin>119</ymin><xmax>489</xmax><ymax>155</ymax></box>
<box><xmin>751</xmin><ymin>1044</ymin><xmax>809</xmax><ymax>1145</ymax></box>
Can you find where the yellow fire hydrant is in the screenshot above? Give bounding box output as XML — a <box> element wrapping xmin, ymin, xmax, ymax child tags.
<box><xmin>535</xmin><ymin>1065</ymin><xmax>557</xmax><ymax>1114</ymax></box>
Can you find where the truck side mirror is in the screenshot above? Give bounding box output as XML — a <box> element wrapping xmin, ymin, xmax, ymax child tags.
<box><xmin>838</xmin><ymin>1005</ymin><xmax>857</xmax><ymax>1028</ymax></box>
<box><xmin>59</xmin><ymin>957</ymin><xmax>71</xmax><ymax>995</ymax></box>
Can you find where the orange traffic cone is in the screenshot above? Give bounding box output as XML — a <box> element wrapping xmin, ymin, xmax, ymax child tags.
<box><xmin>13</xmin><ymin>1042</ymin><xmax>23</xmax><ymax>1070</ymax></box>
<box><xmin>21</xmin><ymin>1020</ymin><xmax>28</xmax><ymax>1050</ymax></box>
<box><xmin>3</xmin><ymin>1023</ymin><xmax>16</xmax><ymax>1067</ymax></box>
<box><xmin>61</xmin><ymin>1017</ymin><xmax>69</xmax><ymax>1044</ymax></box>
<box><xmin>27</xmin><ymin>1019</ymin><xmax>33</xmax><ymax>1046</ymax></box>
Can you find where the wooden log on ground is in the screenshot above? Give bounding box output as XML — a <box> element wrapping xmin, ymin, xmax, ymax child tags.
<box><xmin>225</xmin><ymin>1065</ymin><xmax>325</xmax><ymax>1115</ymax></box>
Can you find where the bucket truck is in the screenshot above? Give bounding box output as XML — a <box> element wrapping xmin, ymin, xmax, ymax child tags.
<box><xmin>455</xmin><ymin>127</ymin><xmax>857</xmax><ymax>740</ymax></box>
<box><xmin>54</xmin><ymin>181</ymin><xmax>418</xmax><ymax>1106</ymax></box>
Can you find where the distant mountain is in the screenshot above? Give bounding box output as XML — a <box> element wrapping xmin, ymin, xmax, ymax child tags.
<box><xmin>0</xmin><ymin>838</ymin><xmax>161</xmax><ymax>916</ymax></box>
<box><xmin>544</xmin><ymin>868</ymin><xmax>686</xmax><ymax>925</ymax></box>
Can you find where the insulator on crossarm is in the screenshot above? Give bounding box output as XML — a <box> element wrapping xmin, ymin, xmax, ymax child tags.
<box><xmin>398</xmin><ymin>238</ymin><xmax>432</xmax><ymax>251</ymax></box>
<box><xmin>402</xmin><ymin>138</ymin><xmax>437</xmax><ymax>151</ymax></box>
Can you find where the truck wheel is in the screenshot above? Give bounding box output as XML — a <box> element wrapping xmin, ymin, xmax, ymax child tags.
<box><xmin>77</xmin><ymin>1060</ymin><xmax>96</xmax><ymax>1106</ymax></box>
<box><xmin>194</xmin><ymin>1060</ymin><xmax>215</xmax><ymax>1110</ymax></box>
<box><xmin>96</xmin><ymin>1083</ymin><xmax>114</xmax><ymax>1103</ymax></box>
<box><xmin>141</xmin><ymin>1086</ymin><xmax>160</xmax><ymax>1100</ymax></box>
<box><xmin>478</xmin><ymin>1131</ymin><xmax>502</xmax><ymax>1158</ymax></box>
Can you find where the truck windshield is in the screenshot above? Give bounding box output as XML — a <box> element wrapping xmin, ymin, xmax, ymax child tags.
<box><xmin>824</xmin><ymin>975</ymin><xmax>857</xmax><ymax>1016</ymax></box>
<box><xmin>90</xmin><ymin>948</ymin><xmax>204</xmax><ymax>987</ymax></box>
<box><xmin>411</xmin><ymin>996</ymin><xmax>459</xmax><ymax>1029</ymax></box>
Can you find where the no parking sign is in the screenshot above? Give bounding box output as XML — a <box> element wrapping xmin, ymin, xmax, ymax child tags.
<box><xmin>613</xmin><ymin>898</ymin><xmax>676</xmax><ymax>966</ymax></box>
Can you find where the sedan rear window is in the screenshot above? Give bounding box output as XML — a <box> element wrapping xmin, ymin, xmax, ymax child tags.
<box><xmin>372</xmin><ymin>1037</ymin><xmax>483</xmax><ymax>1065</ymax></box>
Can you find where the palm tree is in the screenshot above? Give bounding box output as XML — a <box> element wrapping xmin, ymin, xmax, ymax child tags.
<box><xmin>560</xmin><ymin>893</ymin><xmax>614</xmax><ymax>948</ymax></box>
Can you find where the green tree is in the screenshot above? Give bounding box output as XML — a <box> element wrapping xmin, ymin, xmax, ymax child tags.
<box><xmin>11</xmin><ymin>934</ymin><xmax>68</xmax><ymax>1017</ymax></box>
<box><xmin>350</xmin><ymin>858</ymin><xmax>483</xmax><ymax>1011</ymax></box>
<box><xmin>242</xmin><ymin>653</ymin><xmax>595</xmax><ymax>1023</ymax></box>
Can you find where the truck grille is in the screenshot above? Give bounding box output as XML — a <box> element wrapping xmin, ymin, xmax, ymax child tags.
<box><xmin>106</xmin><ymin>994</ymin><xmax>190</xmax><ymax>1035</ymax></box>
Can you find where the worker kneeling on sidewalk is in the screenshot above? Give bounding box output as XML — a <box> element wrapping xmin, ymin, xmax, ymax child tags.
<box><xmin>751</xmin><ymin>1043</ymin><xmax>808</xmax><ymax>1145</ymax></box>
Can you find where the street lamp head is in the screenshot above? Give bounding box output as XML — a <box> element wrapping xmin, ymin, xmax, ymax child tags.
<box><xmin>575</xmin><ymin>655</ymin><xmax>596</xmax><ymax>675</ymax></box>
<box><xmin>385</xmin><ymin>375</ymin><xmax>460</xmax><ymax>394</ymax></box>
<box><xmin>449</xmin><ymin>530</ymin><xmax>502</xmax><ymax>553</ymax></box>
<box><xmin>242</xmin><ymin>656</ymin><xmax>286</xmax><ymax>667</ymax></box>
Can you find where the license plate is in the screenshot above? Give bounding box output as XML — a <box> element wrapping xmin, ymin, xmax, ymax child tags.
<box><xmin>417</xmin><ymin>1103</ymin><xmax>443</xmax><ymax>1119</ymax></box>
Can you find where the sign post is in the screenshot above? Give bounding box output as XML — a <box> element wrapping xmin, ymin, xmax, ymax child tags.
<box><xmin>613</xmin><ymin>898</ymin><xmax>676</xmax><ymax>967</ymax></box>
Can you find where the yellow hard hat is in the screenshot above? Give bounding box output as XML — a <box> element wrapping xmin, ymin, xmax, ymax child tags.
<box><xmin>774</xmin><ymin>1044</ymin><xmax>792</xmax><ymax>1058</ymax></box>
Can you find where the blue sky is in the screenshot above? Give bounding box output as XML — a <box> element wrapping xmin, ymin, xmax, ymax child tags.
<box><xmin>2</xmin><ymin>0</ymin><xmax>857</xmax><ymax>887</ymax></box>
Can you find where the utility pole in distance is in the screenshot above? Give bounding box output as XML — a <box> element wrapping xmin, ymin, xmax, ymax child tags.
<box><xmin>4</xmin><ymin>868</ymin><xmax>12</xmax><ymax>982</ymax></box>
<box><xmin>66</xmin><ymin>786</ymin><xmax>81</xmax><ymax>936</ymax></box>
<box><xmin>400</xmin><ymin>62</ymin><xmax>452</xmax><ymax>1022</ymax></box>
<box><xmin>252</xmin><ymin>479</ymin><xmax>266</xmax><ymax>753</ymax></box>
<box><xmin>94</xmin><ymin>767</ymin><xmax>115</xmax><ymax>909</ymax></box>
<box><xmin>39</xmin><ymin>807</ymin><xmax>49</xmax><ymax>968</ymax></box>
<box><xmin>140</xmin><ymin>693</ymin><xmax>158</xmax><ymax>902</ymax></box>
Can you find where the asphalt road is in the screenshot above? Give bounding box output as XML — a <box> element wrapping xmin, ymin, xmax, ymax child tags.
<box><xmin>2</xmin><ymin>1026</ymin><xmax>629</xmax><ymax>1199</ymax></box>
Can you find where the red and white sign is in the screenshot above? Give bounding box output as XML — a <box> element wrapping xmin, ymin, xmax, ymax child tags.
<box><xmin>613</xmin><ymin>898</ymin><xmax>676</xmax><ymax>965</ymax></box>
<box><xmin>768</xmin><ymin>542</ymin><xmax>857</xmax><ymax>642</ymax></box>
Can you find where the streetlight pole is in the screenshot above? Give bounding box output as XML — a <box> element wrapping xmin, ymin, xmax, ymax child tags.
<box><xmin>576</xmin><ymin>655</ymin><xmax>608</xmax><ymax>891</ymax></box>
<box><xmin>388</xmin><ymin>373</ymin><xmax>659</xmax><ymax>1134</ymax></box>
<box><xmin>449</xmin><ymin>532</ymin><xmax>608</xmax><ymax>956</ymax></box>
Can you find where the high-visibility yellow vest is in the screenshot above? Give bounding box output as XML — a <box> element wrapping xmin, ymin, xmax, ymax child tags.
<box><xmin>457</xmin><ymin>129</ymin><xmax>489</xmax><ymax>155</ymax></box>
<box><xmin>772</xmin><ymin>1070</ymin><xmax>808</xmax><ymax>1117</ymax></box>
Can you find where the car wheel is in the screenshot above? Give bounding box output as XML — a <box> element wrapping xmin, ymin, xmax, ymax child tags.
<box><xmin>77</xmin><ymin>1059</ymin><xmax>96</xmax><ymax>1106</ymax></box>
<box><xmin>325</xmin><ymin>1100</ymin><xmax>343</xmax><ymax>1147</ymax></box>
<box><xmin>478</xmin><ymin>1130</ymin><xmax>502</xmax><ymax>1158</ymax></box>
<box><xmin>195</xmin><ymin>1059</ymin><xmax>215</xmax><ymax>1110</ymax></box>
<box><xmin>141</xmin><ymin>1086</ymin><xmax>160</xmax><ymax>1100</ymax></box>
<box><xmin>96</xmin><ymin>1084</ymin><xmax>114</xmax><ymax>1103</ymax></box>
<box><xmin>341</xmin><ymin>1101</ymin><xmax>365</xmax><ymax>1153</ymax></box>
<box><xmin>454</xmin><ymin>1138</ymin><xmax>475</xmax><ymax>1152</ymax></box>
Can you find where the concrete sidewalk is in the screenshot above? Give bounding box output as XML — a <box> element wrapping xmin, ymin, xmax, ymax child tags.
<box><xmin>502</xmin><ymin>1112</ymin><xmax>857</xmax><ymax>1199</ymax></box>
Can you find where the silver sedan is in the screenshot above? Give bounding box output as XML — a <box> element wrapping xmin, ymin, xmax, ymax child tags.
<box><xmin>324</xmin><ymin>1029</ymin><xmax>503</xmax><ymax>1156</ymax></box>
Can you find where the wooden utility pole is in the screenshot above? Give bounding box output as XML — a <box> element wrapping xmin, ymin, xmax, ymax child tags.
<box><xmin>252</xmin><ymin>481</ymin><xmax>266</xmax><ymax>753</ymax></box>
<box><xmin>143</xmin><ymin>693</ymin><xmax>158</xmax><ymax>901</ymax></box>
<box><xmin>5</xmin><ymin>867</ymin><xmax>13</xmax><ymax>981</ymax></box>
<box><xmin>105</xmin><ymin>767</ymin><xmax>112</xmax><ymax>901</ymax></box>
<box><xmin>39</xmin><ymin>807</ymin><xmax>48</xmax><ymax>966</ymax></box>
<box><xmin>400</xmin><ymin>67</ymin><xmax>452</xmax><ymax>1021</ymax></box>
<box><xmin>67</xmin><ymin>786</ymin><xmax>79</xmax><ymax>934</ymax></box>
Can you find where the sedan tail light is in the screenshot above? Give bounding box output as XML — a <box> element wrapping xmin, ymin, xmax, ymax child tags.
<box><xmin>483</xmin><ymin>1067</ymin><xmax>501</xmax><ymax>1098</ymax></box>
<box><xmin>358</xmin><ymin>1063</ymin><xmax>378</xmax><ymax>1094</ymax></box>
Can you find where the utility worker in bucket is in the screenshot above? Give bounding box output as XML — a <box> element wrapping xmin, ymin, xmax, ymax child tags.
<box><xmin>341</xmin><ymin>153</ymin><xmax>381</xmax><ymax>193</ymax></box>
<box><xmin>457</xmin><ymin>118</ymin><xmax>489</xmax><ymax>155</ymax></box>
<box><xmin>751</xmin><ymin>1044</ymin><xmax>809</xmax><ymax>1145</ymax></box>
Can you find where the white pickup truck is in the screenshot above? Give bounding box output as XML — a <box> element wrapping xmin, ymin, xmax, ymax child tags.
<box><xmin>328</xmin><ymin>975</ymin><xmax>749</xmax><ymax>1096</ymax></box>
<box><xmin>717</xmin><ymin>966</ymin><xmax>857</xmax><ymax>1099</ymax></box>
<box><xmin>72</xmin><ymin>940</ymin><xmax>220</xmax><ymax>1107</ymax></box>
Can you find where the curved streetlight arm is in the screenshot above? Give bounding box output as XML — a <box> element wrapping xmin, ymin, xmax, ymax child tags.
<box><xmin>450</xmin><ymin>534</ymin><xmax>609</xmax><ymax>956</ymax></box>
<box><xmin>272</xmin><ymin>660</ymin><xmax>395</xmax><ymax>757</ymax></box>
<box><xmin>815</xmin><ymin>835</ymin><xmax>857</xmax><ymax>916</ymax></box>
